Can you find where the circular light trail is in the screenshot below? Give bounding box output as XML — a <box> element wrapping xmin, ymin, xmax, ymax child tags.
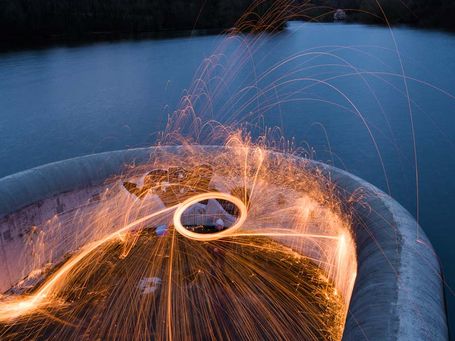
<box><xmin>173</xmin><ymin>192</ymin><xmax>247</xmax><ymax>241</ymax></box>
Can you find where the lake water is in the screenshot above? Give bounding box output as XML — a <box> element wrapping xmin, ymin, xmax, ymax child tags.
<box><xmin>0</xmin><ymin>21</ymin><xmax>454</xmax><ymax>332</ymax></box>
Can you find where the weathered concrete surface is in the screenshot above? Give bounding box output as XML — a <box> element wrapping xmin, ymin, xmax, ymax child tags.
<box><xmin>0</xmin><ymin>147</ymin><xmax>448</xmax><ymax>340</ymax></box>
<box><xmin>311</xmin><ymin>164</ymin><xmax>449</xmax><ymax>341</ymax></box>
<box><xmin>0</xmin><ymin>148</ymin><xmax>154</xmax><ymax>218</ymax></box>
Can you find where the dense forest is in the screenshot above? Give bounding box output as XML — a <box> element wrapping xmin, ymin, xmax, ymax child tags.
<box><xmin>303</xmin><ymin>0</ymin><xmax>455</xmax><ymax>31</ymax></box>
<box><xmin>0</xmin><ymin>0</ymin><xmax>289</xmax><ymax>45</ymax></box>
<box><xmin>0</xmin><ymin>0</ymin><xmax>454</xmax><ymax>46</ymax></box>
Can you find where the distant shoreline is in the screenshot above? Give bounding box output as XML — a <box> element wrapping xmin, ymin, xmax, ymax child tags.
<box><xmin>0</xmin><ymin>28</ymin><xmax>225</xmax><ymax>53</ymax></box>
<box><xmin>0</xmin><ymin>0</ymin><xmax>283</xmax><ymax>52</ymax></box>
<box><xmin>303</xmin><ymin>18</ymin><xmax>455</xmax><ymax>34</ymax></box>
<box><xmin>316</xmin><ymin>17</ymin><xmax>455</xmax><ymax>34</ymax></box>
<box><xmin>2</xmin><ymin>19</ymin><xmax>454</xmax><ymax>54</ymax></box>
<box><xmin>1</xmin><ymin>0</ymin><xmax>454</xmax><ymax>52</ymax></box>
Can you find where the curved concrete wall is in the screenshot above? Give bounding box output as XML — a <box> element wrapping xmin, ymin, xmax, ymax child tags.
<box><xmin>310</xmin><ymin>163</ymin><xmax>449</xmax><ymax>340</ymax></box>
<box><xmin>0</xmin><ymin>147</ymin><xmax>448</xmax><ymax>340</ymax></box>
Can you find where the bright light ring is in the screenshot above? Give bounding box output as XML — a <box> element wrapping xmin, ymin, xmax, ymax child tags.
<box><xmin>173</xmin><ymin>192</ymin><xmax>247</xmax><ymax>241</ymax></box>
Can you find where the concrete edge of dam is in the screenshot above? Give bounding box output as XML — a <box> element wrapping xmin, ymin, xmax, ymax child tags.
<box><xmin>0</xmin><ymin>146</ymin><xmax>448</xmax><ymax>340</ymax></box>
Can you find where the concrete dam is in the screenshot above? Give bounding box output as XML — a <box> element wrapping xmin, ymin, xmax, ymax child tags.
<box><xmin>0</xmin><ymin>146</ymin><xmax>448</xmax><ymax>340</ymax></box>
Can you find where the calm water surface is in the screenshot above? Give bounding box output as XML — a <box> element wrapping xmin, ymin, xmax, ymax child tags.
<box><xmin>1</xmin><ymin>22</ymin><xmax>454</xmax><ymax>331</ymax></box>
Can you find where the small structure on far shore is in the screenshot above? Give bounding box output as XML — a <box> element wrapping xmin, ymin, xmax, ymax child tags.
<box><xmin>334</xmin><ymin>9</ymin><xmax>347</xmax><ymax>21</ymax></box>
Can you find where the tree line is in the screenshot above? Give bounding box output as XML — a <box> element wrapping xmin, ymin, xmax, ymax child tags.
<box><xmin>0</xmin><ymin>0</ymin><xmax>288</xmax><ymax>44</ymax></box>
<box><xmin>0</xmin><ymin>0</ymin><xmax>453</xmax><ymax>46</ymax></box>
<box><xmin>303</xmin><ymin>0</ymin><xmax>455</xmax><ymax>31</ymax></box>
